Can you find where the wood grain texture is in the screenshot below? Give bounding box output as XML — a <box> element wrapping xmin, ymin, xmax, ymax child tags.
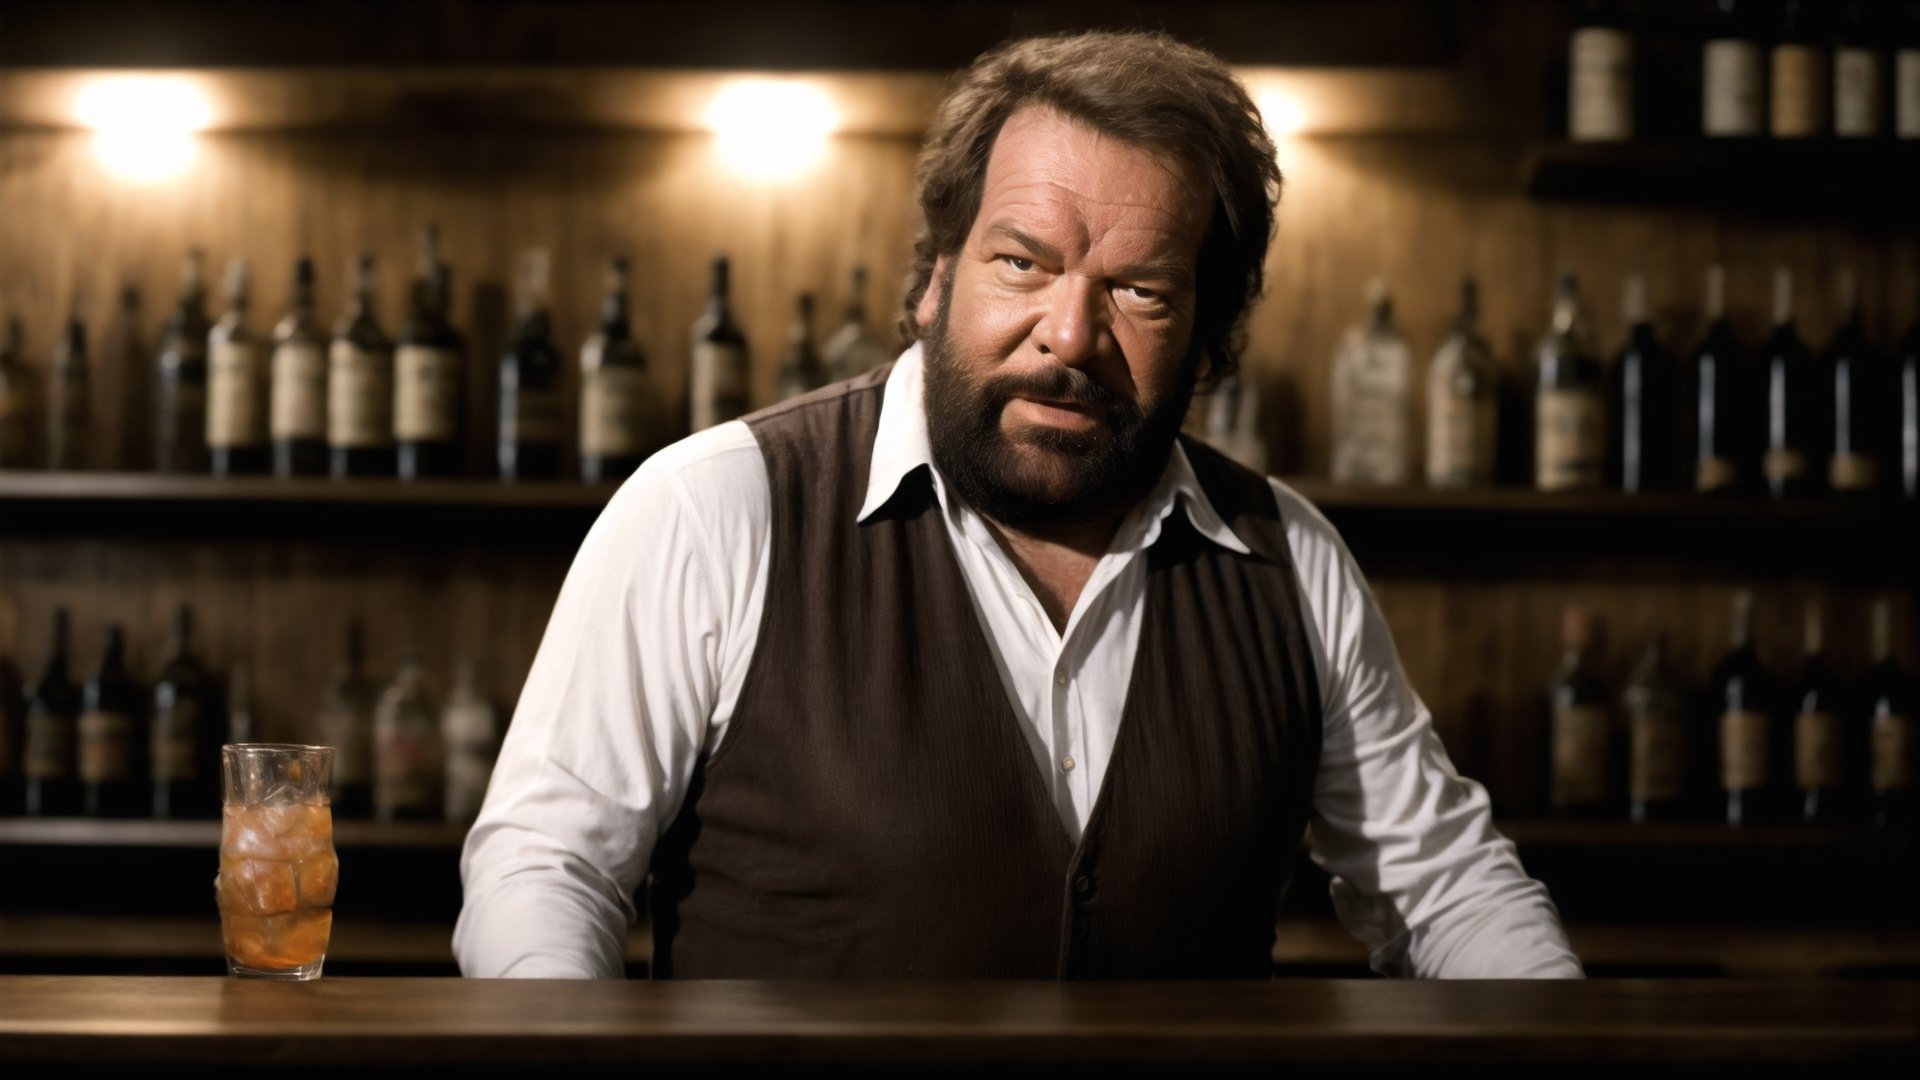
<box><xmin>0</xmin><ymin>976</ymin><xmax>1915</xmax><ymax>1065</ymax></box>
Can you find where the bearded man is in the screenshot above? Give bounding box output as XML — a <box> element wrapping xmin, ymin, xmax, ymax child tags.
<box><xmin>456</xmin><ymin>30</ymin><xmax>1583</xmax><ymax>981</ymax></box>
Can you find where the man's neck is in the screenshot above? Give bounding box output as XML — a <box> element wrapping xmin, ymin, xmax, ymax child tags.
<box><xmin>979</xmin><ymin>511</ymin><xmax>1125</xmax><ymax>634</ymax></box>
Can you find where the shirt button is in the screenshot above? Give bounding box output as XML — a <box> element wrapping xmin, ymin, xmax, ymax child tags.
<box><xmin>1055</xmin><ymin>670</ymin><xmax>1069</xmax><ymax>686</ymax></box>
<box><xmin>1061</xmin><ymin>756</ymin><xmax>1075</xmax><ymax>773</ymax></box>
<box><xmin>1073</xmin><ymin>875</ymin><xmax>1093</xmax><ymax>896</ymax></box>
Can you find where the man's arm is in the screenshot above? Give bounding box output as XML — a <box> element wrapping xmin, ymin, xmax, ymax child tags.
<box><xmin>1273</xmin><ymin>480</ymin><xmax>1585</xmax><ymax>980</ymax></box>
<box><xmin>454</xmin><ymin>426</ymin><xmax>769</xmax><ymax>978</ymax></box>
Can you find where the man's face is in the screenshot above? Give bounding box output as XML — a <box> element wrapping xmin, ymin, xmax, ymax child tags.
<box><xmin>918</xmin><ymin>105</ymin><xmax>1213</xmax><ymax>532</ymax></box>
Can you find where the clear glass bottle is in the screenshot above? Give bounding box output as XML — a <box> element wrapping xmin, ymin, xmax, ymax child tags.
<box><xmin>1534</xmin><ymin>274</ymin><xmax>1606</xmax><ymax>492</ymax></box>
<box><xmin>1330</xmin><ymin>278</ymin><xmax>1411</xmax><ymax>486</ymax></box>
<box><xmin>155</xmin><ymin>248</ymin><xmax>212</xmax><ymax>473</ymax></box>
<box><xmin>1205</xmin><ymin>370</ymin><xmax>1268</xmax><ymax>474</ymax></box>
<box><xmin>1425</xmin><ymin>277</ymin><xmax>1498</xmax><ymax>489</ymax></box>
<box><xmin>374</xmin><ymin>653</ymin><xmax>443</xmax><ymax>823</ymax></box>
<box><xmin>441</xmin><ymin>659</ymin><xmax>499</xmax><ymax>825</ymax></box>
<box><xmin>822</xmin><ymin>265</ymin><xmax>891</xmax><ymax>383</ymax></box>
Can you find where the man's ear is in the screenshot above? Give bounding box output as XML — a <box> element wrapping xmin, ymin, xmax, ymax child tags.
<box><xmin>914</xmin><ymin>255</ymin><xmax>949</xmax><ymax>328</ymax></box>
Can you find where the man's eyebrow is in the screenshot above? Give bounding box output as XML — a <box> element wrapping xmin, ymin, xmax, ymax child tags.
<box><xmin>1110</xmin><ymin>260</ymin><xmax>1193</xmax><ymax>288</ymax></box>
<box><xmin>983</xmin><ymin>222</ymin><xmax>1064</xmax><ymax>264</ymax></box>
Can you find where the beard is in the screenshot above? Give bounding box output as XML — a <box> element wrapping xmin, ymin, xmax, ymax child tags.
<box><xmin>921</xmin><ymin>269</ymin><xmax>1199</xmax><ymax>533</ymax></box>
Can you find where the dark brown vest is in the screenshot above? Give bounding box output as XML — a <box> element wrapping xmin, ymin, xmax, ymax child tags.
<box><xmin>648</xmin><ymin>367</ymin><xmax>1323</xmax><ymax>979</ymax></box>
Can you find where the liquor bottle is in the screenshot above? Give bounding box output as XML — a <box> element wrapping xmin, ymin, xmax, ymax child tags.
<box><xmin>578</xmin><ymin>257</ymin><xmax>649</xmax><ymax>484</ymax></box>
<box><xmin>1713</xmin><ymin>591</ymin><xmax>1785</xmax><ymax>826</ymax></box>
<box><xmin>1899</xmin><ymin>289</ymin><xmax>1919</xmax><ymax>498</ymax></box>
<box><xmin>1771</xmin><ymin>0</ymin><xmax>1830</xmax><ymax>138</ymax></box>
<box><xmin>497</xmin><ymin>248</ymin><xmax>564</xmax><ymax>481</ymax></box>
<box><xmin>1690</xmin><ymin>265</ymin><xmax>1755</xmax><ymax>494</ymax></box>
<box><xmin>150</xmin><ymin>605</ymin><xmax>217</xmax><ymax>819</ymax></box>
<box><xmin>225</xmin><ymin>664</ymin><xmax>256</xmax><ymax>745</ymax></box>
<box><xmin>0</xmin><ymin>316</ymin><xmax>31</xmax><ymax>467</ymax></box>
<box><xmin>441</xmin><ymin>658</ymin><xmax>499</xmax><ymax>825</ymax></box>
<box><xmin>155</xmin><ymin>248</ymin><xmax>212</xmax><ymax>473</ymax></box>
<box><xmin>1330</xmin><ymin>278</ymin><xmax>1411</xmax><ymax>486</ymax></box>
<box><xmin>1833</xmin><ymin>1</ymin><xmax>1885</xmax><ymax>138</ymax></box>
<box><xmin>328</xmin><ymin>254</ymin><xmax>395</xmax><ymax>478</ymax></box>
<box><xmin>1826</xmin><ymin>271</ymin><xmax>1884</xmax><ymax>496</ymax></box>
<box><xmin>47</xmin><ymin>311</ymin><xmax>89</xmax><ymax>471</ymax></box>
<box><xmin>0</xmin><ymin>634</ymin><xmax>22</xmax><ymax>815</ymax></box>
<box><xmin>1900</xmin><ymin>2</ymin><xmax>1920</xmax><ymax>138</ymax></box>
<box><xmin>1568</xmin><ymin>0</ymin><xmax>1633</xmax><ymax>141</ymax></box>
<box><xmin>78</xmin><ymin>625</ymin><xmax>143</xmax><ymax>818</ymax></box>
<box><xmin>374</xmin><ymin>653</ymin><xmax>443</xmax><ymax>822</ymax></box>
<box><xmin>1548</xmin><ymin>607</ymin><xmax>1618</xmax><ymax>819</ymax></box>
<box><xmin>1425</xmin><ymin>277</ymin><xmax>1498</xmax><ymax>489</ymax></box>
<box><xmin>1204</xmin><ymin>371</ymin><xmax>1269</xmax><ymax>474</ymax></box>
<box><xmin>1703</xmin><ymin>0</ymin><xmax>1765</xmax><ymax>136</ymax></box>
<box><xmin>110</xmin><ymin>284</ymin><xmax>143</xmax><ymax>469</ymax></box>
<box><xmin>1534</xmin><ymin>274</ymin><xmax>1606</xmax><ymax>492</ymax></box>
<box><xmin>1792</xmin><ymin>602</ymin><xmax>1850</xmax><ymax>826</ymax></box>
<box><xmin>396</xmin><ymin>225</ymin><xmax>465</xmax><ymax>480</ymax></box>
<box><xmin>315</xmin><ymin>620</ymin><xmax>376</xmax><ymax>818</ymax></box>
<box><xmin>21</xmin><ymin>609</ymin><xmax>79</xmax><ymax>817</ymax></box>
<box><xmin>689</xmin><ymin>255</ymin><xmax>750</xmax><ymax>432</ymax></box>
<box><xmin>1607</xmin><ymin>273</ymin><xmax>1679</xmax><ymax>492</ymax></box>
<box><xmin>270</xmin><ymin>257</ymin><xmax>328</xmax><ymax>477</ymax></box>
<box><xmin>775</xmin><ymin>293</ymin><xmax>827</xmax><ymax>402</ymax></box>
<box><xmin>822</xmin><ymin>265</ymin><xmax>891</xmax><ymax>383</ymax></box>
<box><xmin>1864</xmin><ymin>599</ymin><xmax>1916</xmax><ymax>829</ymax></box>
<box><xmin>1762</xmin><ymin>267</ymin><xmax>1829</xmax><ymax>498</ymax></box>
<box><xmin>207</xmin><ymin>260</ymin><xmax>269</xmax><ymax>476</ymax></box>
<box><xmin>1624</xmin><ymin>631</ymin><xmax>1690</xmax><ymax>823</ymax></box>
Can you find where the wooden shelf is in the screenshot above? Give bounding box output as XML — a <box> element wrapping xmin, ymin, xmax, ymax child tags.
<box><xmin>0</xmin><ymin>817</ymin><xmax>469</xmax><ymax>849</ymax></box>
<box><xmin>1524</xmin><ymin>140</ymin><xmax>1920</xmax><ymax>224</ymax></box>
<box><xmin>3</xmin><ymin>471</ymin><xmax>1912</xmax><ymax>579</ymax></box>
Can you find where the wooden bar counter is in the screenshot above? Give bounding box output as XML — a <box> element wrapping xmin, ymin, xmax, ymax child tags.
<box><xmin>1</xmin><ymin>976</ymin><xmax>1916</xmax><ymax>1065</ymax></box>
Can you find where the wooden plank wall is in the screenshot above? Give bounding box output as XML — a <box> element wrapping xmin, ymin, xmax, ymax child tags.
<box><xmin>1</xmin><ymin>76</ymin><xmax>1916</xmax><ymax>819</ymax></box>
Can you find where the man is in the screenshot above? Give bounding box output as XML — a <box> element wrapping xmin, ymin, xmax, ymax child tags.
<box><xmin>456</xmin><ymin>30</ymin><xmax>1584</xmax><ymax>981</ymax></box>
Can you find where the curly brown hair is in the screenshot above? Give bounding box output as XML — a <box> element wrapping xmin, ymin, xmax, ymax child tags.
<box><xmin>899</xmin><ymin>30</ymin><xmax>1281</xmax><ymax>388</ymax></box>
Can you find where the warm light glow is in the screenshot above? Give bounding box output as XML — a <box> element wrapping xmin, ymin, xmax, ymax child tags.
<box><xmin>1257</xmin><ymin>90</ymin><xmax>1308</xmax><ymax>138</ymax></box>
<box><xmin>75</xmin><ymin>76</ymin><xmax>211</xmax><ymax>182</ymax></box>
<box><xmin>705</xmin><ymin>80</ymin><xmax>837</xmax><ymax>179</ymax></box>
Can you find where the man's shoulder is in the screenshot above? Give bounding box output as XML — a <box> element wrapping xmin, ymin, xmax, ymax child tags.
<box><xmin>596</xmin><ymin>421</ymin><xmax>772</xmax><ymax>554</ymax></box>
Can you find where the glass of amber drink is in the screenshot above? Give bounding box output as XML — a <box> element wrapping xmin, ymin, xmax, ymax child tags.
<box><xmin>218</xmin><ymin>744</ymin><xmax>337</xmax><ymax>980</ymax></box>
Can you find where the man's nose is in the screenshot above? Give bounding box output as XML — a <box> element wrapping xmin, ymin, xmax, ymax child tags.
<box><xmin>1031</xmin><ymin>276</ymin><xmax>1108</xmax><ymax>364</ymax></box>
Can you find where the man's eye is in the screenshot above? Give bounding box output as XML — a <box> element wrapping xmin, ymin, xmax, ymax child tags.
<box><xmin>1003</xmin><ymin>255</ymin><xmax>1035</xmax><ymax>272</ymax></box>
<box><xmin>1127</xmin><ymin>285</ymin><xmax>1159</xmax><ymax>300</ymax></box>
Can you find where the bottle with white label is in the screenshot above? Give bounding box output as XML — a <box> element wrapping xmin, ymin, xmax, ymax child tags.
<box><xmin>1864</xmin><ymin>598</ymin><xmax>1916</xmax><ymax>829</ymax></box>
<box><xmin>1793</xmin><ymin>602</ymin><xmax>1848</xmax><ymax>826</ymax></box>
<box><xmin>1771</xmin><ymin>0</ymin><xmax>1830</xmax><ymax>138</ymax></box>
<box><xmin>1426</xmin><ymin>277</ymin><xmax>1498</xmax><ymax>489</ymax></box>
<box><xmin>1624</xmin><ymin>631</ymin><xmax>1690</xmax><ymax>824</ymax></box>
<box><xmin>578</xmin><ymin>257</ymin><xmax>650</xmax><ymax>484</ymax></box>
<box><xmin>1833</xmin><ymin>1</ymin><xmax>1886</xmax><ymax>137</ymax></box>
<box><xmin>1763</xmin><ymin>267</ymin><xmax>1826</xmax><ymax>498</ymax></box>
<box><xmin>441</xmin><ymin>659</ymin><xmax>499</xmax><ymax>826</ymax></box>
<box><xmin>78</xmin><ymin>625</ymin><xmax>143</xmax><ymax>819</ymax></box>
<box><xmin>155</xmin><ymin>249</ymin><xmax>212</xmax><ymax>473</ymax></box>
<box><xmin>1330</xmin><ymin>278</ymin><xmax>1411</xmax><ymax>486</ymax></box>
<box><xmin>396</xmin><ymin>224</ymin><xmax>466</xmax><ymax>480</ymax></box>
<box><xmin>1569</xmin><ymin>0</ymin><xmax>1634</xmax><ymax>141</ymax></box>
<box><xmin>775</xmin><ymin>293</ymin><xmax>827</xmax><ymax>403</ymax></box>
<box><xmin>0</xmin><ymin>316</ymin><xmax>32</xmax><ymax>468</ymax></box>
<box><xmin>690</xmin><ymin>256</ymin><xmax>751</xmax><ymax>432</ymax></box>
<box><xmin>498</xmin><ymin>249</ymin><xmax>564</xmax><ymax>481</ymax></box>
<box><xmin>1548</xmin><ymin>606</ymin><xmax>1619</xmax><ymax>819</ymax></box>
<box><xmin>1899</xmin><ymin>4</ymin><xmax>1920</xmax><ymax>138</ymax></box>
<box><xmin>327</xmin><ymin>254</ymin><xmax>395</xmax><ymax>478</ymax></box>
<box><xmin>1713</xmin><ymin>590</ymin><xmax>1785</xmax><ymax>826</ymax></box>
<box><xmin>1534</xmin><ymin>275</ymin><xmax>1606</xmax><ymax>492</ymax></box>
<box><xmin>822</xmin><ymin>265</ymin><xmax>892</xmax><ymax>383</ymax></box>
<box><xmin>1703</xmin><ymin>0</ymin><xmax>1765</xmax><ymax>136</ymax></box>
<box><xmin>271</xmin><ymin>257</ymin><xmax>328</xmax><ymax>477</ymax></box>
<box><xmin>207</xmin><ymin>260</ymin><xmax>268</xmax><ymax>476</ymax></box>
<box><xmin>1205</xmin><ymin>370</ymin><xmax>1269</xmax><ymax>474</ymax></box>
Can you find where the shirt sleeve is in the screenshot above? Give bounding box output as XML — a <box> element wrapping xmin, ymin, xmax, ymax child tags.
<box><xmin>453</xmin><ymin>424</ymin><xmax>769</xmax><ymax>978</ymax></box>
<box><xmin>1273</xmin><ymin>480</ymin><xmax>1586</xmax><ymax>980</ymax></box>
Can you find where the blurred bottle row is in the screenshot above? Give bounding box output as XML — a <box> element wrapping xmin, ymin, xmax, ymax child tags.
<box><xmin>1330</xmin><ymin>266</ymin><xmax>1920</xmax><ymax>497</ymax></box>
<box><xmin>0</xmin><ymin>227</ymin><xmax>894</xmax><ymax>481</ymax></box>
<box><xmin>1546</xmin><ymin>593</ymin><xmax>1915</xmax><ymax>829</ymax></box>
<box><xmin>0</xmin><ymin>608</ymin><xmax>502</xmax><ymax>825</ymax></box>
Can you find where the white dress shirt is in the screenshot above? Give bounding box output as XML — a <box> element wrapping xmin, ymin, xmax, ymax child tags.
<box><xmin>455</xmin><ymin>343</ymin><xmax>1585</xmax><ymax>981</ymax></box>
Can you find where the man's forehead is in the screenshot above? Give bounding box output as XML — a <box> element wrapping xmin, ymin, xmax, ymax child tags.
<box><xmin>978</xmin><ymin>105</ymin><xmax>1209</xmax><ymax>237</ymax></box>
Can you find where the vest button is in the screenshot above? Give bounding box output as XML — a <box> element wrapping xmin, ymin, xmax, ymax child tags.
<box><xmin>1073</xmin><ymin>874</ymin><xmax>1093</xmax><ymax>897</ymax></box>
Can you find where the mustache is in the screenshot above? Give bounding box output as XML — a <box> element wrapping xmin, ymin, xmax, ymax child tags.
<box><xmin>977</xmin><ymin>364</ymin><xmax>1134</xmax><ymax>416</ymax></box>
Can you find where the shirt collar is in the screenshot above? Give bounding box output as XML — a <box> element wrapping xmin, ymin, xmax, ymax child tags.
<box><xmin>857</xmin><ymin>343</ymin><xmax>1252</xmax><ymax>557</ymax></box>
